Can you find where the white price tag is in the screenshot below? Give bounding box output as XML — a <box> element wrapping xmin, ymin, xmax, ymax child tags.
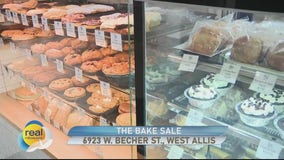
<box><xmin>56</xmin><ymin>59</ymin><xmax>64</xmax><ymax>73</ymax></box>
<box><xmin>186</xmin><ymin>109</ymin><xmax>204</xmax><ymax>125</ymax></box>
<box><xmin>217</xmin><ymin>63</ymin><xmax>241</xmax><ymax>84</ymax></box>
<box><xmin>40</xmin><ymin>54</ymin><xmax>48</xmax><ymax>66</ymax></box>
<box><xmin>6</xmin><ymin>10</ymin><xmax>12</xmax><ymax>21</ymax></box>
<box><xmin>256</xmin><ymin>139</ymin><xmax>282</xmax><ymax>159</ymax></box>
<box><xmin>66</xmin><ymin>22</ymin><xmax>76</xmax><ymax>37</ymax></box>
<box><xmin>27</xmin><ymin>105</ymin><xmax>33</xmax><ymax>111</ymax></box>
<box><xmin>32</xmin><ymin>15</ymin><xmax>40</xmax><ymax>28</ymax></box>
<box><xmin>21</xmin><ymin>14</ymin><xmax>28</xmax><ymax>26</ymax></box>
<box><xmin>43</xmin><ymin>89</ymin><xmax>50</xmax><ymax>100</ymax></box>
<box><xmin>24</xmin><ymin>49</ymin><xmax>32</xmax><ymax>58</ymax></box>
<box><xmin>167</xmin><ymin>146</ymin><xmax>184</xmax><ymax>159</ymax></box>
<box><xmin>54</xmin><ymin>21</ymin><xmax>64</xmax><ymax>36</ymax></box>
<box><xmin>95</xmin><ymin>30</ymin><xmax>106</xmax><ymax>47</ymax></box>
<box><xmin>78</xmin><ymin>26</ymin><xmax>87</xmax><ymax>41</ymax></box>
<box><xmin>9</xmin><ymin>42</ymin><xmax>16</xmax><ymax>53</ymax></box>
<box><xmin>41</xmin><ymin>17</ymin><xmax>49</xmax><ymax>31</ymax></box>
<box><xmin>249</xmin><ymin>71</ymin><xmax>277</xmax><ymax>94</ymax></box>
<box><xmin>12</xmin><ymin>12</ymin><xmax>20</xmax><ymax>24</ymax></box>
<box><xmin>0</xmin><ymin>38</ymin><xmax>4</xmax><ymax>47</ymax></box>
<box><xmin>178</xmin><ymin>54</ymin><xmax>199</xmax><ymax>72</ymax></box>
<box><xmin>0</xmin><ymin>13</ymin><xmax>5</xmax><ymax>22</ymax></box>
<box><xmin>110</xmin><ymin>33</ymin><xmax>122</xmax><ymax>51</ymax></box>
<box><xmin>35</xmin><ymin>109</ymin><xmax>41</xmax><ymax>117</ymax></box>
<box><xmin>100</xmin><ymin>116</ymin><xmax>110</xmax><ymax>126</ymax></box>
<box><xmin>54</xmin><ymin>121</ymin><xmax>60</xmax><ymax>129</ymax></box>
<box><xmin>100</xmin><ymin>81</ymin><xmax>112</xmax><ymax>98</ymax></box>
<box><xmin>75</xmin><ymin>67</ymin><xmax>83</xmax><ymax>82</ymax></box>
<box><xmin>29</xmin><ymin>83</ymin><xmax>36</xmax><ymax>93</ymax></box>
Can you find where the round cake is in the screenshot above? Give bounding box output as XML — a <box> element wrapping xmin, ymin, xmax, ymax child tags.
<box><xmin>71</xmin><ymin>76</ymin><xmax>92</xmax><ymax>87</ymax></box>
<box><xmin>236</xmin><ymin>97</ymin><xmax>275</xmax><ymax>127</ymax></box>
<box><xmin>184</xmin><ymin>84</ymin><xmax>218</xmax><ymax>109</ymax></box>
<box><xmin>81</xmin><ymin>61</ymin><xmax>102</xmax><ymax>73</ymax></box>
<box><xmin>64</xmin><ymin>87</ymin><xmax>86</xmax><ymax>101</ymax></box>
<box><xmin>200</xmin><ymin>73</ymin><xmax>233</xmax><ymax>96</ymax></box>
<box><xmin>49</xmin><ymin>78</ymin><xmax>73</xmax><ymax>92</ymax></box>
<box><xmin>86</xmin><ymin>83</ymin><xmax>99</xmax><ymax>93</ymax></box>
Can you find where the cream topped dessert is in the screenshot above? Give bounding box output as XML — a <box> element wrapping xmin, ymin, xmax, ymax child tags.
<box><xmin>201</xmin><ymin>73</ymin><xmax>232</xmax><ymax>89</ymax></box>
<box><xmin>257</xmin><ymin>88</ymin><xmax>284</xmax><ymax>105</ymax></box>
<box><xmin>187</xmin><ymin>84</ymin><xmax>217</xmax><ymax>100</ymax></box>
<box><xmin>239</xmin><ymin>97</ymin><xmax>274</xmax><ymax>117</ymax></box>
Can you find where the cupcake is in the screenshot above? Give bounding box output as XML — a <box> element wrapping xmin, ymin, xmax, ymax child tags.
<box><xmin>200</xmin><ymin>73</ymin><xmax>233</xmax><ymax>96</ymax></box>
<box><xmin>184</xmin><ymin>84</ymin><xmax>218</xmax><ymax>109</ymax></box>
<box><xmin>273</xmin><ymin>115</ymin><xmax>284</xmax><ymax>140</ymax></box>
<box><xmin>235</xmin><ymin>97</ymin><xmax>276</xmax><ymax>127</ymax></box>
<box><xmin>255</xmin><ymin>88</ymin><xmax>284</xmax><ymax>114</ymax></box>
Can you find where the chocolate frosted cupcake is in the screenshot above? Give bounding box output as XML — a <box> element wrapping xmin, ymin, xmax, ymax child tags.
<box><xmin>255</xmin><ymin>88</ymin><xmax>284</xmax><ymax>113</ymax></box>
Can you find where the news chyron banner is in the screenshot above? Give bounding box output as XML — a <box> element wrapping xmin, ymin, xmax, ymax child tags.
<box><xmin>67</xmin><ymin>126</ymin><xmax>228</xmax><ymax>145</ymax></box>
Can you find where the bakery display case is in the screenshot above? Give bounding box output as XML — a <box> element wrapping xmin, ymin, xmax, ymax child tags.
<box><xmin>0</xmin><ymin>0</ymin><xmax>137</xmax><ymax>159</ymax></box>
<box><xmin>133</xmin><ymin>0</ymin><xmax>284</xmax><ymax>159</ymax></box>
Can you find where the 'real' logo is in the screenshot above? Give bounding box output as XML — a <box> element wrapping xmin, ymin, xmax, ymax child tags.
<box><xmin>18</xmin><ymin>120</ymin><xmax>53</xmax><ymax>152</ymax></box>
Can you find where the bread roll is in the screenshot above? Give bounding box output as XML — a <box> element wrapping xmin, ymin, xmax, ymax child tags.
<box><xmin>267</xmin><ymin>41</ymin><xmax>284</xmax><ymax>71</ymax></box>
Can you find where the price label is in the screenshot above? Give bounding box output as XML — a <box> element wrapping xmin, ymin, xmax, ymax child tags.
<box><xmin>28</xmin><ymin>82</ymin><xmax>36</xmax><ymax>93</ymax></box>
<box><xmin>0</xmin><ymin>38</ymin><xmax>4</xmax><ymax>47</ymax></box>
<box><xmin>100</xmin><ymin>81</ymin><xmax>112</xmax><ymax>98</ymax></box>
<box><xmin>43</xmin><ymin>89</ymin><xmax>50</xmax><ymax>100</ymax></box>
<box><xmin>35</xmin><ymin>109</ymin><xmax>41</xmax><ymax>117</ymax></box>
<box><xmin>56</xmin><ymin>59</ymin><xmax>64</xmax><ymax>73</ymax></box>
<box><xmin>167</xmin><ymin>146</ymin><xmax>184</xmax><ymax>159</ymax></box>
<box><xmin>5</xmin><ymin>10</ymin><xmax>12</xmax><ymax>21</ymax></box>
<box><xmin>24</xmin><ymin>49</ymin><xmax>32</xmax><ymax>58</ymax></box>
<box><xmin>100</xmin><ymin>116</ymin><xmax>110</xmax><ymax>126</ymax></box>
<box><xmin>95</xmin><ymin>30</ymin><xmax>106</xmax><ymax>47</ymax></box>
<box><xmin>32</xmin><ymin>15</ymin><xmax>40</xmax><ymax>28</ymax></box>
<box><xmin>78</xmin><ymin>26</ymin><xmax>87</xmax><ymax>41</ymax></box>
<box><xmin>178</xmin><ymin>54</ymin><xmax>199</xmax><ymax>72</ymax></box>
<box><xmin>66</xmin><ymin>22</ymin><xmax>76</xmax><ymax>37</ymax></box>
<box><xmin>20</xmin><ymin>14</ymin><xmax>28</xmax><ymax>26</ymax></box>
<box><xmin>54</xmin><ymin>21</ymin><xmax>64</xmax><ymax>36</ymax></box>
<box><xmin>249</xmin><ymin>71</ymin><xmax>277</xmax><ymax>94</ymax></box>
<box><xmin>186</xmin><ymin>109</ymin><xmax>204</xmax><ymax>126</ymax></box>
<box><xmin>0</xmin><ymin>13</ymin><xmax>5</xmax><ymax>22</ymax></box>
<box><xmin>27</xmin><ymin>104</ymin><xmax>33</xmax><ymax>111</ymax></box>
<box><xmin>9</xmin><ymin>42</ymin><xmax>16</xmax><ymax>53</ymax></box>
<box><xmin>77</xmin><ymin>107</ymin><xmax>86</xmax><ymax>115</ymax></box>
<box><xmin>110</xmin><ymin>33</ymin><xmax>122</xmax><ymax>51</ymax></box>
<box><xmin>12</xmin><ymin>12</ymin><xmax>20</xmax><ymax>24</ymax></box>
<box><xmin>217</xmin><ymin>63</ymin><xmax>241</xmax><ymax>84</ymax></box>
<box><xmin>256</xmin><ymin>139</ymin><xmax>282</xmax><ymax>159</ymax></box>
<box><xmin>54</xmin><ymin>121</ymin><xmax>60</xmax><ymax>129</ymax></box>
<box><xmin>41</xmin><ymin>17</ymin><xmax>49</xmax><ymax>31</ymax></box>
<box><xmin>8</xmin><ymin>69</ymin><xmax>14</xmax><ymax>79</ymax></box>
<box><xmin>75</xmin><ymin>67</ymin><xmax>83</xmax><ymax>82</ymax></box>
<box><xmin>40</xmin><ymin>54</ymin><xmax>48</xmax><ymax>66</ymax></box>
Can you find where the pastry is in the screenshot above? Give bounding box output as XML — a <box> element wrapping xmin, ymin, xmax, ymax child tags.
<box><xmin>116</xmin><ymin>113</ymin><xmax>136</xmax><ymax>126</ymax></box>
<box><xmin>61</xmin><ymin>47</ymin><xmax>76</xmax><ymax>56</ymax></box>
<box><xmin>45</xmin><ymin>49</ymin><xmax>64</xmax><ymax>59</ymax></box>
<box><xmin>53</xmin><ymin>104</ymin><xmax>72</xmax><ymax>127</ymax></box>
<box><xmin>266</xmin><ymin>40</ymin><xmax>284</xmax><ymax>71</ymax></box>
<box><xmin>80</xmin><ymin>18</ymin><xmax>102</xmax><ymax>29</ymax></box>
<box><xmin>99</xmin><ymin>47</ymin><xmax>118</xmax><ymax>56</ymax></box>
<box><xmin>15</xmin><ymin>87</ymin><xmax>40</xmax><ymax>100</ymax></box>
<box><xmin>100</xmin><ymin>14</ymin><xmax>133</xmax><ymax>33</ymax></box>
<box><xmin>102</xmin><ymin>62</ymin><xmax>130</xmax><ymax>75</ymax></box>
<box><xmin>31</xmin><ymin>71</ymin><xmax>58</xmax><ymax>86</ymax></box>
<box><xmin>11</xmin><ymin>34</ymin><xmax>35</xmax><ymax>41</ymax></box>
<box><xmin>89</xmin><ymin>105</ymin><xmax>109</xmax><ymax>114</ymax></box>
<box><xmin>200</xmin><ymin>73</ymin><xmax>233</xmax><ymax>96</ymax></box>
<box><xmin>44</xmin><ymin>99</ymin><xmax>59</xmax><ymax>121</ymax></box>
<box><xmin>46</xmin><ymin>41</ymin><xmax>64</xmax><ymax>50</ymax></box>
<box><xmin>23</xmin><ymin>27</ymin><xmax>42</xmax><ymax>35</ymax></box>
<box><xmin>184</xmin><ymin>84</ymin><xmax>218</xmax><ymax>109</ymax></box>
<box><xmin>36</xmin><ymin>30</ymin><xmax>55</xmax><ymax>38</ymax></box>
<box><xmin>236</xmin><ymin>97</ymin><xmax>275</xmax><ymax>127</ymax></box>
<box><xmin>21</xmin><ymin>0</ymin><xmax>38</xmax><ymax>9</ymax></box>
<box><xmin>64</xmin><ymin>87</ymin><xmax>86</xmax><ymax>101</ymax></box>
<box><xmin>231</xmin><ymin>36</ymin><xmax>263</xmax><ymax>64</ymax></box>
<box><xmin>49</xmin><ymin>78</ymin><xmax>73</xmax><ymax>92</ymax></box>
<box><xmin>60</xmin><ymin>38</ymin><xmax>75</xmax><ymax>46</ymax></box>
<box><xmin>61</xmin><ymin>13</ymin><xmax>85</xmax><ymax>24</ymax></box>
<box><xmin>81</xmin><ymin>61</ymin><xmax>102</xmax><ymax>73</ymax></box>
<box><xmin>31</xmin><ymin>43</ymin><xmax>48</xmax><ymax>54</ymax></box>
<box><xmin>22</xmin><ymin>66</ymin><xmax>46</xmax><ymax>78</ymax></box>
<box><xmin>99</xmin><ymin>57</ymin><xmax>118</xmax><ymax>68</ymax></box>
<box><xmin>65</xmin><ymin>110</ymin><xmax>93</xmax><ymax>132</ymax></box>
<box><xmin>87</xmin><ymin>95</ymin><xmax>118</xmax><ymax>108</ymax></box>
<box><xmin>32</xmin><ymin>96</ymin><xmax>49</xmax><ymax>115</ymax></box>
<box><xmin>1</xmin><ymin>30</ymin><xmax>23</xmax><ymax>38</ymax></box>
<box><xmin>86</xmin><ymin>83</ymin><xmax>99</xmax><ymax>93</ymax></box>
<box><xmin>188</xmin><ymin>26</ymin><xmax>228</xmax><ymax>55</ymax></box>
<box><xmin>26</xmin><ymin>8</ymin><xmax>47</xmax><ymax>16</ymax></box>
<box><xmin>71</xmin><ymin>39</ymin><xmax>89</xmax><ymax>50</ymax></box>
<box><xmin>7</xmin><ymin>58</ymin><xmax>40</xmax><ymax>72</ymax></box>
<box><xmin>71</xmin><ymin>76</ymin><xmax>92</xmax><ymax>87</ymax></box>
<box><xmin>81</xmin><ymin>49</ymin><xmax>103</xmax><ymax>62</ymax></box>
<box><xmin>255</xmin><ymin>88</ymin><xmax>284</xmax><ymax>113</ymax></box>
<box><xmin>118</xmin><ymin>102</ymin><xmax>136</xmax><ymax>114</ymax></box>
<box><xmin>64</xmin><ymin>54</ymin><xmax>82</xmax><ymax>66</ymax></box>
<box><xmin>43</xmin><ymin>8</ymin><xmax>67</xmax><ymax>19</ymax></box>
<box><xmin>114</xmin><ymin>52</ymin><xmax>129</xmax><ymax>62</ymax></box>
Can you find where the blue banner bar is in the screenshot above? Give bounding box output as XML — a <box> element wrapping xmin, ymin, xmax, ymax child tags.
<box><xmin>68</xmin><ymin>126</ymin><xmax>228</xmax><ymax>137</ymax></box>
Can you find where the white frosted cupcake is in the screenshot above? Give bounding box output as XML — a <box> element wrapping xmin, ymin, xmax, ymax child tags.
<box><xmin>184</xmin><ymin>84</ymin><xmax>218</xmax><ymax>109</ymax></box>
<box><xmin>200</xmin><ymin>73</ymin><xmax>233</xmax><ymax>96</ymax></box>
<box><xmin>236</xmin><ymin>97</ymin><xmax>276</xmax><ymax>127</ymax></box>
<box><xmin>255</xmin><ymin>88</ymin><xmax>284</xmax><ymax>114</ymax></box>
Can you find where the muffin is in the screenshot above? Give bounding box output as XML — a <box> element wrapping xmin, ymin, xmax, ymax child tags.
<box><xmin>255</xmin><ymin>88</ymin><xmax>284</xmax><ymax>113</ymax></box>
<box><xmin>184</xmin><ymin>84</ymin><xmax>218</xmax><ymax>109</ymax></box>
<box><xmin>200</xmin><ymin>73</ymin><xmax>233</xmax><ymax>96</ymax></box>
<box><xmin>235</xmin><ymin>97</ymin><xmax>276</xmax><ymax>127</ymax></box>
